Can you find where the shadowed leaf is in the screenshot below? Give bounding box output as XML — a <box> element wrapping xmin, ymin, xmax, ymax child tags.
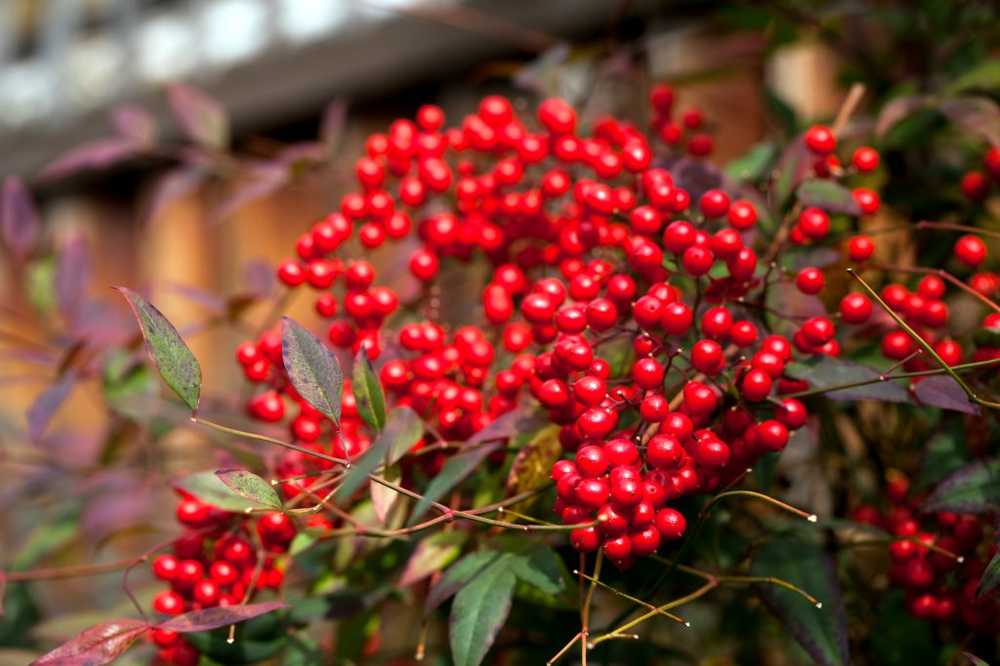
<box><xmin>964</xmin><ymin>652</ymin><xmax>990</xmax><ymax>666</ymax></box>
<box><xmin>216</xmin><ymin>469</ymin><xmax>282</xmax><ymax>510</ymax></box>
<box><xmin>55</xmin><ymin>233</ymin><xmax>91</xmax><ymax>326</ymax></box>
<box><xmin>281</xmin><ymin>317</ymin><xmax>343</xmax><ymax>424</ymax></box>
<box><xmin>353</xmin><ymin>348</ymin><xmax>386</xmax><ymax>432</ymax></box>
<box><xmin>785</xmin><ymin>357</ymin><xmax>911</xmax><ymax>403</ymax></box>
<box><xmin>39</xmin><ymin>139</ymin><xmax>142</xmax><ymax>180</ymax></box>
<box><xmin>30</xmin><ymin>619</ymin><xmax>148</xmax><ymax>665</ymax></box>
<box><xmin>939</xmin><ymin>97</ymin><xmax>1000</xmax><ymax>145</ymax></box>
<box><xmin>212</xmin><ymin>163</ymin><xmax>289</xmax><ymax>222</ymax></box>
<box><xmin>1</xmin><ymin>176</ymin><xmax>40</xmax><ymax>261</ymax></box>
<box><xmin>913</xmin><ymin>375</ymin><xmax>979</xmax><ymax>414</ymax></box>
<box><xmin>116</xmin><ymin>288</ymin><xmax>201</xmax><ymax>412</ymax></box>
<box><xmin>158</xmin><ymin>602</ymin><xmax>286</xmax><ymax>633</ymax></box>
<box><xmin>408</xmin><ymin>440</ymin><xmax>503</xmax><ymax>525</ymax></box>
<box><xmin>976</xmin><ymin>551</ymin><xmax>1000</xmax><ymax>598</ymax></box>
<box><xmin>752</xmin><ymin>537</ymin><xmax>848</xmax><ymax>666</ymax></box>
<box><xmin>336</xmin><ymin>407</ymin><xmax>422</xmax><ymax>504</ymax></box>
<box><xmin>797</xmin><ymin>179</ymin><xmax>862</xmax><ymax>215</ymax></box>
<box><xmin>144</xmin><ymin>167</ymin><xmax>206</xmax><ymax>225</ymax></box>
<box><xmin>924</xmin><ymin>459</ymin><xmax>1000</xmax><ymax>513</ymax></box>
<box><xmin>876</xmin><ymin>96</ymin><xmax>927</xmax><ymax>137</ymax></box>
<box><xmin>425</xmin><ymin>551</ymin><xmax>504</xmax><ymax>615</ymax></box>
<box><xmin>725</xmin><ymin>142</ymin><xmax>777</xmax><ymax>182</ymax></box>
<box><xmin>0</xmin><ymin>570</ymin><xmax>6</xmax><ymax>616</ymax></box>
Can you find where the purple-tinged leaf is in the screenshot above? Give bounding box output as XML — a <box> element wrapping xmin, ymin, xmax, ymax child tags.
<box><xmin>752</xmin><ymin>538</ymin><xmax>848</xmax><ymax>666</ymax></box>
<box><xmin>144</xmin><ymin>166</ymin><xmax>206</xmax><ymax>226</ymax></box>
<box><xmin>336</xmin><ymin>406</ymin><xmax>422</xmax><ymax>504</ymax></box>
<box><xmin>399</xmin><ymin>532</ymin><xmax>468</xmax><ymax>587</ymax></box>
<box><xmin>39</xmin><ymin>139</ymin><xmax>142</xmax><ymax>180</ymax></box>
<box><xmin>112</xmin><ymin>104</ymin><xmax>157</xmax><ymax>145</ymax></box>
<box><xmin>875</xmin><ymin>95</ymin><xmax>928</xmax><ymax>136</ymax></box>
<box><xmin>321</xmin><ymin>99</ymin><xmax>349</xmax><ymax>149</ymax></box>
<box><xmin>116</xmin><ymin>288</ymin><xmax>202</xmax><ymax>412</ymax></box>
<box><xmin>785</xmin><ymin>357</ymin><xmax>912</xmax><ymax>404</ymax></box>
<box><xmin>30</xmin><ymin>619</ymin><xmax>148</xmax><ymax>665</ymax></box>
<box><xmin>1</xmin><ymin>176</ymin><xmax>40</xmax><ymax>261</ymax></box>
<box><xmin>157</xmin><ymin>601</ymin><xmax>286</xmax><ymax>633</ymax></box>
<box><xmin>55</xmin><ymin>233</ymin><xmax>91</xmax><ymax>326</ymax></box>
<box><xmin>166</xmin><ymin>282</ymin><xmax>226</xmax><ymax>314</ymax></box>
<box><xmin>211</xmin><ymin>163</ymin><xmax>289</xmax><ymax>222</ymax></box>
<box><xmin>913</xmin><ymin>375</ymin><xmax>979</xmax><ymax>414</ymax></box>
<box><xmin>27</xmin><ymin>375</ymin><xmax>75</xmax><ymax>442</ymax></box>
<box><xmin>964</xmin><ymin>653</ymin><xmax>990</xmax><ymax>666</ymax></box>
<box><xmin>281</xmin><ymin>317</ymin><xmax>343</xmax><ymax>424</ymax></box>
<box><xmin>167</xmin><ymin>83</ymin><xmax>229</xmax><ymax>149</ymax></box>
<box><xmin>924</xmin><ymin>459</ymin><xmax>1000</xmax><ymax>513</ymax></box>
<box><xmin>938</xmin><ymin>97</ymin><xmax>1000</xmax><ymax>145</ymax></box>
<box><xmin>771</xmin><ymin>138</ymin><xmax>810</xmax><ymax>210</ymax></box>
<box><xmin>796</xmin><ymin>179</ymin><xmax>862</xmax><ymax>215</ymax></box>
<box><xmin>216</xmin><ymin>469</ymin><xmax>283</xmax><ymax>510</ymax></box>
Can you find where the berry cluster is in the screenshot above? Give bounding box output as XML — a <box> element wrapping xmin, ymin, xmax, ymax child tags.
<box><xmin>146</xmin><ymin>496</ymin><xmax>295</xmax><ymax>665</ymax></box>
<box><xmin>960</xmin><ymin>146</ymin><xmax>1000</xmax><ymax>202</ymax></box>
<box><xmin>854</xmin><ymin>474</ymin><xmax>998</xmax><ymax>633</ymax></box>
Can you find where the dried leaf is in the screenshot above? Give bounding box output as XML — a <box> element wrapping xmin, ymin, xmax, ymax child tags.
<box><xmin>506</xmin><ymin>425</ymin><xmax>561</xmax><ymax>504</ymax></box>
<box><xmin>30</xmin><ymin>619</ymin><xmax>148</xmax><ymax>665</ymax></box>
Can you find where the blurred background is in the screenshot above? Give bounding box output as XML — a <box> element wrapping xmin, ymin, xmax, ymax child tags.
<box><xmin>0</xmin><ymin>1</ymin><xmax>994</xmax><ymax>663</ymax></box>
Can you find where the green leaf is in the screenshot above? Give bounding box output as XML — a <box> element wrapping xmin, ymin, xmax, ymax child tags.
<box><xmin>796</xmin><ymin>179</ymin><xmax>861</xmax><ymax>215</ymax></box>
<box><xmin>924</xmin><ymin>459</ymin><xmax>1000</xmax><ymax>513</ymax></box>
<box><xmin>508</xmin><ymin>545</ymin><xmax>565</xmax><ymax>596</ymax></box>
<box><xmin>867</xmin><ymin>592</ymin><xmax>935</xmax><ymax>666</ymax></box>
<box><xmin>409</xmin><ymin>440</ymin><xmax>503</xmax><ymax>525</ymax></box>
<box><xmin>353</xmin><ymin>348</ymin><xmax>386</xmax><ymax>432</ymax></box>
<box><xmin>751</xmin><ymin>537</ymin><xmax>848</xmax><ymax>666</ymax></box>
<box><xmin>115</xmin><ymin>287</ymin><xmax>201</xmax><ymax>412</ymax></box>
<box><xmin>772</xmin><ymin>140</ymin><xmax>808</xmax><ymax>210</ymax></box>
<box><xmin>280</xmin><ymin>317</ymin><xmax>343</xmax><ymax>424</ymax></box>
<box><xmin>426</xmin><ymin>551</ymin><xmax>505</xmax><ymax>614</ymax></box>
<box><xmin>976</xmin><ymin>550</ymin><xmax>1000</xmax><ymax>598</ymax></box>
<box><xmin>449</xmin><ymin>557</ymin><xmax>517</xmax><ymax>666</ymax></box>
<box><xmin>947</xmin><ymin>60</ymin><xmax>1000</xmax><ymax>95</ymax></box>
<box><xmin>178</xmin><ymin>471</ymin><xmax>277</xmax><ymax>512</ymax></box>
<box><xmin>215</xmin><ymin>469</ymin><xmax>282</xmax><ymax>511</ymax></box>
<box><xmin>725</xmin><ymin>142</ymin><xmax>777</xmax><ymax>182</ymax></box>
<box><xmin>399</xmin><ymin>532</ymin><xmax>468</xmax><ymax>587</ymax></box>
<box><xmin>334</xmin><ymin>406</ymin><xmax>422</xmax><ymax>504</ymax></box>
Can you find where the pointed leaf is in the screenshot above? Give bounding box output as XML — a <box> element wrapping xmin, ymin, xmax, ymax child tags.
<box><xmin>353</xmin><ymin>348</ymin><xmax>386</xmax><ymax>432</ymax></box>
<box><xmin>212</xmin><ymin>163</ymin><xmax>289</xmax><ymax>222</ymax></box>
<box><xmin>772</xmin><ymin>139</ymin><xmax>809</xmax><ymax>209</ymax></box>
<box><xmin>947</xmin><ymin>60</ymin><xmax>1000</xmax><ymax>95</ymax></box>
<box><xmin>335</xmin><ymin>407</ymin><xmax>422</xmax><ymax>503</ymax></box>
<box><xmin>509</xmin><ymin>545</ymin><xmax>565</xmax><ymax>596</ymax></box>
<box><xmin>964</xmin><ymin>653</ymin><xmax>990</xmax><ymax>666</ymax></box>
<box><xmin>157</xmin><ymin>601</ymin><xmax>286</xmax><ymax>633</ymax></box>
<box><xmin>55</xmin><ymin>233</ymin><xmax>91</xmax><ymax>326</ymax></box>
<box><xmin>31</xmin><ymin>619</ymin><xmax>148</xmax><ymax>665</ymax></box>
<box><xmin>450</xmin><ymin>557</ymin><xmax>516</xmax><ymax>666</ymax></box>
<box><xmin>370</xmin><ymin>465</ymin><xmax>401</xmax><ymax>524</ymax></box>
<box><xmin>178</xmin><ymin>471</ymin><xmax>274</xmax><ymax>512</ymax></box>
<box><xmin>27</xmin><ymin>376</ymin><xmax>75</xmax><ymax>442</ymax></box>
<box><xmin>751</xmin><ymin>537</ymin><xmax>848</xmax><ymax>666</ymax></box>
<box><xmin>116</xmin><ymin>288</ymin><xmax>201</xmax><ymax>412</ymax></box>
<box><xmin>216</xmin><ymin>469</ymin><xmax>282</xmax><ymax>510</ymax></box>
<box><xmin>975</xmin><ymin>550</ymin><xmax>1000</xmax><ymax>598</ymax></box>
<box><xmin>913</xmin><ymin>375</ymin><xmax>979</xmax><ymax>414</ymax></box>
<box><xmin>408</xmin><ymin>439</ymin><xmax>503</xmax><ymax>525</ymax></box>
<box><xmin>426</xmin><ymin>551</ymin><xmax>504</xmax><ymax>615</ymax></box>
<box><xmin>725</xmin><ymin>142</ymin><xmax>777</xmax><ymax>182</ymax></box>
<box><xmin>1</xmin><ymin>176</ymin><xmax>40</xmax><ymax>261</ymax></box>
<box><xmin>39</xmin><ymin>139</ymin><xmax>142</xmax><ymax>180</ymax></box>
<box><xmin>796</xmin><ymin>179</ymin><xmax>862</xmax><ymax>215</ymax></box>
<box><xmin>281</xmin><ymin>317</ymin><xmax>343</xmax><ymax>424</ymax></box>
<box><xmin>876</xmin><ymin>96</ymin><xmax>927</xmax><ymax>137</ymax></box>
<box><xmin>924</xmin><ymin>459</ymin><xmax>1000</xmax><ymax>513</ymax></box>
<box><xmin>399</xmin><ymin>532</ymin><xmax>468</xmax><ymax>587</ymax></box>
<box><xmin>785</xmin><ymin>357</ymin><xmax>912</xmax><ymax>403</ymax></box>
<box><xmin>938</xmin><ymin>97</ymin><xmax>1000</xmax><ymax>145</ymax></box>
<box><xmin>167</xmin><ymin>83</ymin><xmax>229</xmax><ymax>149</ymax></box>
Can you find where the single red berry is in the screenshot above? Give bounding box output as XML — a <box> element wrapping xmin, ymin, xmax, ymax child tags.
<box><xmin>839</xmin><ymin>292</ymin><xmax>873</xmax><ymax>324</ymax></box>
<box><xmin>795</xmin><ymin>267</ymin><xmax>825</xmax><ymax>294</ymax></box>
<box><xmin>740</xmin><ymin>369</ymin><xmax>773</xmax><ymax>402</ymax></box>
<box><xmin>655</xmin><ymin>508</ymin><xmax>687</xmax><ymax>540</ymax></box>
<box><xmin>847</xmin><ymin>235</ymin><xmax>875</xmax><ymax>262</ymax></box>
<box><xmin>852</xmin><ymin>146</ymin><xmax>880</xmax><ymax>172</ymax></box>
<box><xmin>954</xmin><ymin>234</ymin><xmax>987</xmax><ymax>267</ymax></box>
<box><xmin>805</xmin><ymin>125</ymin><xmax>835</xmax><ymax>154</ymax></box>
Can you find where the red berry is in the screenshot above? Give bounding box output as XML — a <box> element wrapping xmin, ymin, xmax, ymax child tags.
<box><xmin>839</xmin><ymin>292</ymin><xmax>872</xmax><ymax>324</ymax></box>
<box><xmin>847</xmin><ymin>235</ymin><xmax>875</xmax><ymax>262</ymax></box>
<box><xmin>852</xmin><ymin>146</ymin><xmax>879</xmax><ymax>172</ymax></box>
<box><xmin>740</xmin><ymin>369</ymin><xmax>773</xmax><ymax>402</ymax></box>
<box><xmin>795</xmin><ymin>267</ymin><xmax>825</xmax><ymax>295</ymax></box>
<box><xmin>954</xmin><ymin>234</ymin><xmax>987</xmax><ymax>267</ymax></box>
<box><xmin>656</xmin><ymin>508</ymin><xmax>687</xmax><ymax>540</ymax></box>
<box><xmin>804</xmin><ymin>125</ymin><xmax>836</xmax><ymax>154</ymax></box>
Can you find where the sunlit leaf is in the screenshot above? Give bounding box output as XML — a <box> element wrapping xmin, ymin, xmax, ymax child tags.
<box><xmin>30</xmin><ymin>619</ymin><xmax>148</xmax><ymax>666</ymax></box>
<box><xmin>178</xmin><ymin>471</ymin><xmax>274</xmax><ymax>513</ymax></box>
<box><xmin>115</xmin><ymin>288</ymin><xmax>201</xmax><ymax>412</ymax></box>
<box><xmin>399</xmin><ymin>532</ymin><xmax>468</xmax><ymax>587</ymax></box>
<box><xmin>215</xmin><ymin>469</ymin><xmax>283</xmax><ymax>511</ymax></box>
<box><xmin>157</xmin><ymin>602</ymin><xmax>286</xmax><ymax>633</ymax></box>
<box><xmin>335</xmin><ymin>407</ymin><xmax>422</xmax><ymax>504</ymax></box>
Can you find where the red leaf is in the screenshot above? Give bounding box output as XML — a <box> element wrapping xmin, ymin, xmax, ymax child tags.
<box><xmin>27</xmin><ymin>375</ymin><xmax>76</xmax><ymax>442</ymax></box>
<box><xmin>39</xmin><ymin>139</ymin><xmax>142</xmax><ymax>180</ymax></box>
<box><xmin>157</xmin><ymin>601</ymin><xmax>286</xmax><ymax>633</ymax></box>
<box><xmin>31</xmin><ymin>619</ymin><xmax>148</xmax><ymax>665</ymax></box>
<box><xmin>167</xmin><ymin>83</ymin><xmax>229</xmax><ymax>149</ymax></box>
<box><xmin>1</xmin><ymin>176</ymin><xmax>40</xmax><ymax>261</ymax></box>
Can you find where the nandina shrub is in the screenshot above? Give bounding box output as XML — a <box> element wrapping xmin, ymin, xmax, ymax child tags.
<box><xmin>3</xmin><ymin>54</ymin><xmax>999</xmax><ymax>666</ymax></box>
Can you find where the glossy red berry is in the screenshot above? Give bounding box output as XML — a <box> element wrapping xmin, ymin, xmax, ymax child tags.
<box><xmin>804</xmin><ymin>125</ymin><xmax>835</xmax><ymax>154</ymax></box>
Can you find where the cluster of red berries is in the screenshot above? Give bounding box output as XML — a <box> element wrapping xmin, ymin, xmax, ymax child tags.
<box><xmin>960</xmin><ymin>146</ymin><xmax>1000</xmax><ymax>202</ymax></box>
<box><xmin>146</xmin><ymin>496</ymin><xmax>296</xmax><ymax>665</ymax></box>
<box><xmin>853</xmin><ymin>474</ymin><xmax>998</xmax><ymax>633</ymax></box>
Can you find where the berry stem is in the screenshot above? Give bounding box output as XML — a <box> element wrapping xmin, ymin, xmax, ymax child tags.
<box><xmin>915</xmin><ymin>220</ymin><xmax>1000</xmax><ymax>241</ymax></box>
<box><xmin>847</xmin><ymin>268</ymin><xmax>1000</xmax><ymax>409</ymax></box>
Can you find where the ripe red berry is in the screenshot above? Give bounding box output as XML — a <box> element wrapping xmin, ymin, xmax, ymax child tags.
<box><xmin>954</xmin><ymin>234</ymin><xmax>987</xmax><ymax>267</ymax></box>
<box><xmin>839</xmin><ymin>292</ymin><xmax>873</xmax><ymax>324</ymax></box>
<box><xmin>655</xmin><ymin>508</ymin><xmax>687</xmax><ymax>540</ymax></box>
<box><xmin>852</xmin><ymin>146</ymin><xmax>880</xmax><ymax>172</ymax></box>
<box><xmin>795</xmin><ymin>267</ymin><xmax>825</xmax><ymax>295</ymax></box>
<box><xmin>804</xmin><ymin>125</ymin><xmax>836</xmax><ymax>154</ymax></box>
<box><xmin>847</xmin><ymin>235</ymin><xmax>875</xmax><ymax>262</ymax></box>
<box><xmin>699</xmin><ymin>189</ymin><xmax>730</xmax><ymax>218</ymax></box>
<box><xmin>740</xmin><ymin>369</ymin><xmax>773</xmax><ymax>402</ymax></box>
<box><xmin>798</xmin><ymin>208</ymin><xmax>830</xmax><ymax>240</ymax></box>
<box><xmin>691</xmin><ymin>339</ymin><xmax>725</xmax><ymax>375</ymax></box>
